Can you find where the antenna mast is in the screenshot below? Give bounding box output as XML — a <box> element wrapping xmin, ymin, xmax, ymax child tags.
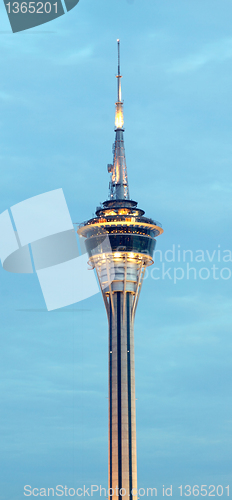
<box><xmin>117</xmin><ymin>39</ymin><xmax>121</xmax><ymax>102</ymax></box>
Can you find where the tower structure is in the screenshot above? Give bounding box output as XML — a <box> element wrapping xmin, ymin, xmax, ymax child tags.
<box><xmin>78</xmin><ymin>41</ymin><xmax>163</xmax><ymax>500</ymax></box>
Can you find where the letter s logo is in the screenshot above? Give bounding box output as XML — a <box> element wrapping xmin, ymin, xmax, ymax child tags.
<box><xmin>0</xmin><ymin>189</ymin><xmax>114</xmax><ymax>310</ymax></box>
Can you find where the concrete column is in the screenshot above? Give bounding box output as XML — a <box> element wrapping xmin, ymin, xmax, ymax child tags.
<box><xmin>108</xmin><ymin>291</ymin><xmax>137</xmax><ymax>500</ymax></box>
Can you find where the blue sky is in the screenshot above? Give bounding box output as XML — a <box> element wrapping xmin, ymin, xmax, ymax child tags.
<box><xmin>0</xmin><ymin>1</ymin><xmax>232</xmax><ymax>499</ymax></box>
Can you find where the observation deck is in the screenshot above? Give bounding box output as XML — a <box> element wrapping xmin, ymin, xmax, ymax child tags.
<box><xmin>78</xmin><ymin>198</ymin><xmax>163</xmax><ymax>266</ymax></box>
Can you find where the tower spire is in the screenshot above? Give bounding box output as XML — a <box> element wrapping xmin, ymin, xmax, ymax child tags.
<box><xmin>108</xmin><ymin>39</ymin><xmax>129</xmax><ymax>200</ymax></box>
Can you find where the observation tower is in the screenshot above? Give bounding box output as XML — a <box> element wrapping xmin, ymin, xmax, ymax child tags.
<box><xmin>78</xmin><ymin>41</ymin><xmax>163</xmax><ymax>500</ymax></box>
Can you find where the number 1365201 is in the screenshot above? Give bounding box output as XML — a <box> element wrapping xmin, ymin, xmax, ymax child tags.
<box><xmin>179</xmin><ymin>486</ymin><xmax>229</xmax><ymax>497</ymax></box>
<box><xmin>5</xmin><ymin>2</ymin><xmax>58</xmax><ymax>14</ymax></box>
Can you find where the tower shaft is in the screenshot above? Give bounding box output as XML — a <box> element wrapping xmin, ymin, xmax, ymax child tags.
<box><xmin>92</xmin><ymin>253</ymin><xmax>149</xmax><ymax>500</ymax></box>
<box><xmin>109</xmin><ymin>292</ymin><xmax>137</xmax><ymax>500</ymax></box>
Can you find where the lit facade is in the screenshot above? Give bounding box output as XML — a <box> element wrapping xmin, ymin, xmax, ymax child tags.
<box><xmin>78</xmin><ymin>41</ymin><xmax>163</xmax><ymax>500</ymax></box>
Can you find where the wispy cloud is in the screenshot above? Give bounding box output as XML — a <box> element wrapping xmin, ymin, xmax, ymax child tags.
<box><xmin>55</xmin><ymin>45</ymin><xmax>93</xmax><ymax>66</ymax></box>
<box><xmin>0</xmin><ymin>91</ymin><xmax>12</xmax><ymax>101</ymax></box>
<box><xmin>169</xmin><ymin>37</ymin><xmax>232</xmax><ymax>74</ymax></box>
<box><xmin>209</xmin><ymin>181</ymin><xmax>232</xmax><ymax>192</ymax></box>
